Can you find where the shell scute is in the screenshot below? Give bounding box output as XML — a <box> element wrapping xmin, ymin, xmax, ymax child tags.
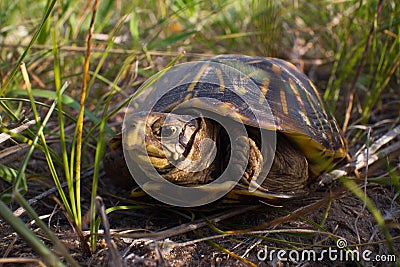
<box><xmin>139</xmin><ymin>55</ymin><xmax>346</xmax><ymax>175</ymax></box>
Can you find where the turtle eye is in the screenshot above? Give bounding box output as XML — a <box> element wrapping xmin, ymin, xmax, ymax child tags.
<box><xmin>160</xmin><ymin>125</ymin><xmax>177</xmax><ymax>138</ymax></box>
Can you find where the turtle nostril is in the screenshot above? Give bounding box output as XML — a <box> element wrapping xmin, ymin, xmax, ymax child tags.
<box><xmin>175</xmin><ymin>143</ymin><xmax>185</xmax><ymax>154</ymax></box>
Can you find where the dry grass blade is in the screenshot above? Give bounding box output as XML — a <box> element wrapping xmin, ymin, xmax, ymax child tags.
<box><xmin>354</xmin><ymin>125</ymin><xmax>400</xmax><ymax>170</ymax></box>
<box><xmin>96</xmin><ymin>196</ymin><xmax>124</xmax><ymax>267</ymax></box>
<box><xmin>0</xmin><ymin>257</ymin><xmax>46</xmax><ymax>267</ymax></box>
<box><xmin>0</xmin><ymin>120</ymin><xmax>36</xmax><ymax>144</ymax></box>
<box><xmin>0</xmin><ymin>143</ymin><xmax>29</xmax><ymax>164</ymax></box>
<box><xmin>205</xmin><ymin>239</ymin><xmax>258</xmax><ymax>267</ymax></box>
<box><xmin>116</xmin><ymin>206</ymin><xmax>258</xmax><ymax>240</ymax></box>
<box><xmin>50</xmin><ymin>196</ymin><xmax>91</xmax><ymax>256</ymax></box>
<box><xmin>342</xmin><ymin>0</ymin><xmax>384</xmax><ymax>132</ymax></box>
<box><xmin>176</xmin><ymin>229</ymin><xmax>346</xmax><ymax>247</ymax></box>
<box><xmin>320</xmin><ymin>124</ymin><xmax>400</xmax><ymax>184</ymax></box>
<box><xmin>74</xmin><ymin>0</ymin><xmax>100</xmax><ymax>230</ymax></box>
<box><xmin>199</xmin><ymin>187</ymin><xmax>347</xmax><ymax>234</ymax></box>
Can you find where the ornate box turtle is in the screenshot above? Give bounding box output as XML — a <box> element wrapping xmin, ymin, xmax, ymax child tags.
<box><xmin>103</xmin><ymin>55</ymin><xmax>347</xmax><ymax>203</ymax></box>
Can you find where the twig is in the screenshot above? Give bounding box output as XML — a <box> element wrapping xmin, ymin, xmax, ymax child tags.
<box><xmin>96</xmin><ymin>196</ymin><xmax>125</xmax><ymax>267</ymax></box>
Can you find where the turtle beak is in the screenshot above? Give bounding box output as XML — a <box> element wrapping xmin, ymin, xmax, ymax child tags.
<box><xmin>144</xmin><ymin>144</ymin><xmax>173</xmax><ymax>169</ymax></box>
<box><xmin>123</xmin><ymin>118</ymin><xmax>173</xmax><ymax>170</ymax></box>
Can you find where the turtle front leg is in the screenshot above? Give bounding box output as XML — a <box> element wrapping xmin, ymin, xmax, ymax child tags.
<box><xmin>230</xmin><ymin>136</ymin><xmax>263</xmax><ymax>185</ymax></box>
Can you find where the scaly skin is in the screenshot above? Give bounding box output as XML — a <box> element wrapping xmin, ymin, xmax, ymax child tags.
<box><xmin>104</xmin><ymin>112</ymin><xmax>309</xmax><ymax>194</ymax></box>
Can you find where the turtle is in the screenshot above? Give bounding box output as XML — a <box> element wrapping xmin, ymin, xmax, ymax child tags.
<box><xmin>103</xmin><ymin>55</ymin><xmax>347</xmax><ymax>201</ymax></box>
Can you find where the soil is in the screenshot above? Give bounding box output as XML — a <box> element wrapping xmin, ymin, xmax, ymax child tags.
<box><xmin>1</xmin><ymin>166</ymin><xmax>399</xmax><ymax>266</ymax></box>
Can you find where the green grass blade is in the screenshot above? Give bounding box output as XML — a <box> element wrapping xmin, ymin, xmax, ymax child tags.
<box><xmin>73</xmin><ymin>0</ymin><xmax>101</xmax><ymax>231</ymax></box>
<box><xmin>18</xmin><ymin>63</ymin><xmax>73</xmax><ymax>218</ymax></box>
<box><xmin>340</xmin><ymin>177</ymin><xmax>394</xmax><ymax>254</ymax></box>
<box><xmin>10</xmin><ymin>89</ymin><xmax>113</xmax><ymax>134</ymax></box>
<box><xmin>130</xmin><ymin>11</ymin><xmax>140</xmax><ymax>47</ymax></box>
<box><xmin>5</xmin><ymin>66</ymin><xmax>79</xmax><ymax>266</ymax></box>
<box><xmin>0</xmin><ymin>0</ymin><xmax>57</xmax><ymax>95</ymax></box>
<box><xmin>88</xmin><ymin>48</ymin><xmax>133</xmax><ymax>251</ymax></box>
<box><xmin>0</xmin><ymin>201</ymin><xmax>66</xmax><ymax>267</ymax></box>
<box><xmin>0</xmin><ymin>165</ymin><xmax>27</xmax><ymax>203</ymax></box>
<box><xmin>147</xmin><ymin>30</ymin><xmax>197</xmax><ymax>50</ymax></box>
<box><xmin>51</xmin><ymin>27</ymin><xmax>79</xmax><ymax>225</ymax></box>
<box><xmin>0</xmin><ymin>19</ymin><xmax>57</xmax><ymax>122</ymax></box>
<box><xmin>89</xmin><ymin>94</ymin><xmax>111</xmax><ymax>251</ymax></box>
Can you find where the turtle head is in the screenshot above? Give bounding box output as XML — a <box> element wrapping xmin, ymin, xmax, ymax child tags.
<box><xmin>123</xmin><ymin>112</ymin><xmax>220</xmax><ymax>184</ymax></box>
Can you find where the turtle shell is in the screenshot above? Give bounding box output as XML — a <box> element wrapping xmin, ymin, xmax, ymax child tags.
<box><xmin>131</xmin><ymin>55</ymin><xmax>347</xmax><ymax>177</ymax></box>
